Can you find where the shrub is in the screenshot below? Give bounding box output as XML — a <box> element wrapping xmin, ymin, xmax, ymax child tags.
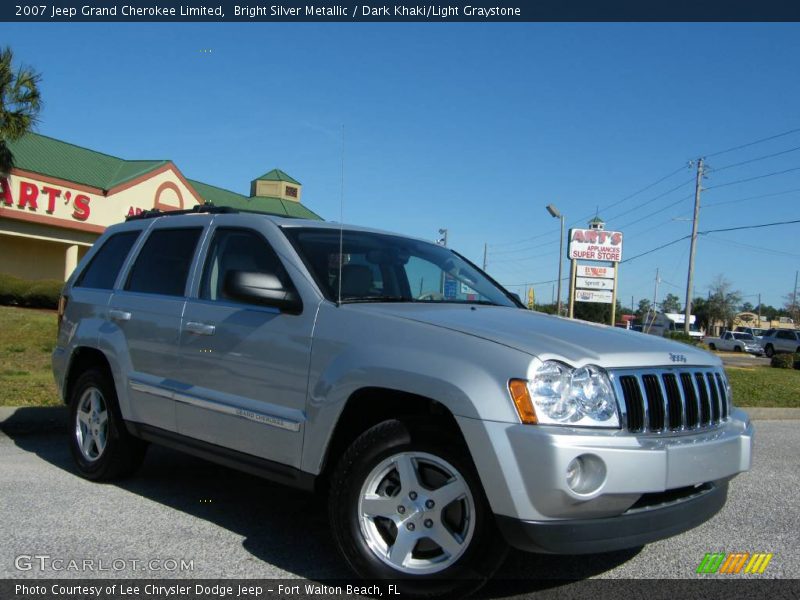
<box><xmin>666</xmin><ymin>331</ymin><xmax>701</xmax><ymax>346</ymax></box>
<box><xmin>770</xmin><ymin>354</ymin><xmax>795</xmax><ymax>369</ymax></box>
<box><xmin>0</xmin><ymin>273</ymin><xmax>63</xmax><ymax>309</ymax></box>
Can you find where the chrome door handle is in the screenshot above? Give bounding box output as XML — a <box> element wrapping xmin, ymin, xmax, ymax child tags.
<box><xmin>185</xmin><ymin>321</ymin><xmax>215</xmax><ymax>336</ymax></box>
<box><xmin>109</xmin><ymin>309</ymin><xmax>132</xmax><ymax>322</ymax></box>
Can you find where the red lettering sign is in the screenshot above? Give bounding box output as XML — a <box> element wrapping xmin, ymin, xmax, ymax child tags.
<box><xmin>72</xmin><ymin>194</ymin><xmax>91</xmax><ymax>221</ymax></box>
<box><xmin>18</xmin><ymin>181</ymin><xmax>38</xmax><ymax>210</ymax></box>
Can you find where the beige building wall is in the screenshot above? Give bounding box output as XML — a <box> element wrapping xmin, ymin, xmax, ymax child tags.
<box><xmin>0</xmin><ymin>234</ymin><xmax>88</xmax><ymax>281</ymax></box>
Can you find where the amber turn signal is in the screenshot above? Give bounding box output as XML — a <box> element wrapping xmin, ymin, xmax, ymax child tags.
<box><xmin>508</xmin><ymin>379</ymin><xmax>538</xmax><ymax>424</ymax></box>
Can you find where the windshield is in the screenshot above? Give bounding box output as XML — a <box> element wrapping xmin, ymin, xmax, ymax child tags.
<box><xmin>282</xmin><ymin>227</ymin><xmax>519</xmax><ymax>307</ymax></box>
<box><xmin>733</xmin><ymin>333</ymin><xmax>755</xmax><ymax>341</ymax></box>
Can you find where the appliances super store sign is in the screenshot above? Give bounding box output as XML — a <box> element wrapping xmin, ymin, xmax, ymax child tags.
<box><xmin>568</xmin><ymin>228</ymin><xmax>623</xmax><ymax>262</ymax></box>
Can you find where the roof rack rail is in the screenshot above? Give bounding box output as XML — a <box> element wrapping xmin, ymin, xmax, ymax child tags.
<box><xmin>125</xmin><ymin>203</ymin><xmax>237</xmax><ymax>221</ymax></box>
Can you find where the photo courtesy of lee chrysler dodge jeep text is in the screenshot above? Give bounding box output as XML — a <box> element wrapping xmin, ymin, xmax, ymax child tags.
<box><xmin>52</xmin><ymin>205</ymin><xmax>753</xmax><ymax>597</ymax></box>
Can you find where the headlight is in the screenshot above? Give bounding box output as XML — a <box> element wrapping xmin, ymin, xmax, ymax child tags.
<box><xmin>508</xmin><ymin>361</ymin><xmax>620</xmax><ymax>428</ymax></box>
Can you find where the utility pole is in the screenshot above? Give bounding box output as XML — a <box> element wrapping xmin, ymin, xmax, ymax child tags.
<box><xmin>758</xmin><ymin>293</ymin><xmax>762</xmax><ymax>326</ymax></box>
<box><xmin>646</xmin><ymin>268</ymin><xmax>660</xmax><ymax>333</ymax></box>
<box><xmin>793</xmin><ymin>270</ymin><xmax>799</xmax><ymax>320</ymax></box>
<box><xmin>684</xmin><ymin>158</ymin><xmax>704</xmax><ymax>334</ymax></box>
<box><xmin>482</xmin><ymin>243</ymin><xmax>488</xmax><ymax>271</ymax></box>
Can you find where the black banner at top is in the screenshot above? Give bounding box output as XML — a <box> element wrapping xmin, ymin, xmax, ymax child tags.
<box><xmin>2</xmin><ymin>0</ymin><xmax>800</xmax><ymax>22</ymax></box>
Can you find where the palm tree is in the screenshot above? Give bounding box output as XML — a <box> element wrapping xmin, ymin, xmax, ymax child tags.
<box><xmin>0</xmin><ymin>46</ymin><xmax>42</xmax><ymax>177</ymax></box>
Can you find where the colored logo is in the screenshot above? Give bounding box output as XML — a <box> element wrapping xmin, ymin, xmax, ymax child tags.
<box><xmin>696</xmin><ymin>552</ymin><xmax>773</xmax><ymax>574</ymax></box>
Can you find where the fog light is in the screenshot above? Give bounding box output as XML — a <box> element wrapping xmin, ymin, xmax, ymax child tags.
<box><xmin>565</xmin><ymin>454</ymin><xmax>606</xmax><ymax>495</ymax></box>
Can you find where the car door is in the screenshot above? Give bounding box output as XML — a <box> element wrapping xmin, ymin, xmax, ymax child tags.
<box><xmin>777</xmin><ymin>330</ymin><xmax>799</xmax><ymax>352</ymax></box>
<box><xmin>107</xmin><ymin>223</ymin><xmax>205</xmax><ymax>431</ymax></box>
<box><xmin>176</xmin><ymin>225</ymin><xmax>314</xmax><ymax>467</ymax></box>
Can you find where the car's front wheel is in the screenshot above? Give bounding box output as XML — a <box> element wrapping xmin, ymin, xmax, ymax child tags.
<box><xmin>765</xmin><ymin>344</ymin><xmax>775</xmax><ymax>358</ymax></box>
<box><xmin>329</xmin><ymin>418</ymin><xmax>507</xmax><ymax>597</ymax></box>
<box><xmin>68</xmin><ymin>368</ymin><xmax>146</xmax><ymax>481</ymax></box>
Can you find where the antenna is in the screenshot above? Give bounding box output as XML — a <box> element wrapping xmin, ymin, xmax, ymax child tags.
<box><xmin>337</xmin><ymin>124</ymin><xmax>344</xmax><ymax>306</ymax></box>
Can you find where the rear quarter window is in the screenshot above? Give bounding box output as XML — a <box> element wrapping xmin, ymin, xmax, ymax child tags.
<box><xmin>75</xmin><ymin>231</ymin><xmax>141</xmax><ymax>290</ymax></box>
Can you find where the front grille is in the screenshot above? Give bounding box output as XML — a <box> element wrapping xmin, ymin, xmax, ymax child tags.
<box><xmin>612</xmin><ymin>367</ymin><xmax>730</xmax><ymax>433</ymax></box>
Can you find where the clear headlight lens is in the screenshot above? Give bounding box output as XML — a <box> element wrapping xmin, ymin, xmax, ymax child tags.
<box><xmin>509</xmin><ymin>361</ymin><xmax>620</xmax><ymax>428</ymax></box>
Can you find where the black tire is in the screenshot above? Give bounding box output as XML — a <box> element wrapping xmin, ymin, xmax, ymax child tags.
<box><xmin>329</xmin><ymin>418</ymin><xmax>507</xmax><ymax>598</ymax></box>
<box><xmin>68</xmin><ymin>367</ymin><xmax>146</xmax><ymax>481</ymax></box>
<box><xmin>734</xmin><ymin>345</ymin><xmax>742</xmax><ymax>352</ymax></box>
<box><xmin>708</xmin><ymin>343</ymin><xmax>716</xmax><ymax>351</ymax></box>
<box><xmin>765</xmin><ymin>344</ymin><xmax>775</xmax><ymax>358</ymax></box>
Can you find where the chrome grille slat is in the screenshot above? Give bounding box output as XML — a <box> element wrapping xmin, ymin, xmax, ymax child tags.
<box><xmin>613</xmin><ymin>367</ymin><xmax>729</xmax><ymax>434</ymax></box>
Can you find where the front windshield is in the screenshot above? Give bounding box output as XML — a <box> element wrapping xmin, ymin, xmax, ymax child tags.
<box><xmin>282</xmin><ymin>227</ymin><xmax>518</xmax><ymax>307</ymax></box>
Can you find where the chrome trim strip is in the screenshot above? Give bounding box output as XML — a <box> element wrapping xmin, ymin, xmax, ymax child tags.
<box><xmin>656</xmin><ymin>374</ymin><xmax>670</xmax><ymax>432</ymax></box>
<box><xmin>636</xmin><ymin>374</ymin><xmax>649</xmax><ymax>432</ymax></box>
<box><xmin>129</xmin><ymin>380</ymin><xmax>301</xmax><ymax>432</ymax></box>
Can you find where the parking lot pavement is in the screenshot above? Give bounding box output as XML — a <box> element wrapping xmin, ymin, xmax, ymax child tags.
<box><xmin>1</xmin><ymin>422</ymin><xmax>798</xmax><ymax>589</ymax></box>
<box><xmin>718</xmin><ymin>352</ymin><xmax>770</xmax><ymax>368</ymax></box>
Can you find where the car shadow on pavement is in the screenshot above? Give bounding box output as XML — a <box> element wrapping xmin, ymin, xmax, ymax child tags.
<box><xmin>6</xmin><ymin>430</ymin><xmax>641</xmax><ymax>596</ymax></box>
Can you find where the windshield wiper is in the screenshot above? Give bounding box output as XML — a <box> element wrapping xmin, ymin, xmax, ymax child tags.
<box><xmin>339</xmin><ymin>296</ymin><xmax>412</xmax><ymax>304</ymax></box>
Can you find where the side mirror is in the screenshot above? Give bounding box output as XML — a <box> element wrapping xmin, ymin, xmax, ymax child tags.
<box><xmin>223</xmin><ymin>270</ymin><xmax>302</xmax><ymax>313</ymax></box>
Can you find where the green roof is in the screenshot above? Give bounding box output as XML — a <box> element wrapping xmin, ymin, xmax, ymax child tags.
<box><xmin>589</xmin><ymin>216</ymin><xmax>605</xmax><ymax>224</ymax></box>
<box><xmin>252</xmin><ymin>168</ymin><xmax>301</xmax><ymax>185</ymax></box>
<box><xmin>6</xmin><ymin>132</ymin><xmax>168</xmax><ymax>190</ymax></box>
<box><xmin>188</xmin><ymin>179</ymin><xmax>321</xmax><ymax>220</ymax></box>
<box><xmin>5</xmin><ymin>132</ymin><xmax>322</xmax><ymax>220</ymax></box>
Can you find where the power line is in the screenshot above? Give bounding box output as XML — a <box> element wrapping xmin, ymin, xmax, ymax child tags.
<box><xmin>703</xmin><ymin>235</ymin><xmax>800</xmax><ymax>259</ymax></box>
<box><xmin>620</xmin><ymin>217</ymin><xmax>800</xmax><ymax>265</ymax></box>
<box><xmin>710</xmin><ymin>144</ymin><xmax>800</xmax><ymax>172</ymax></box>
<box><xmin>703</xmin><ymin>187</ymin><xmax>800</xmax><ymax>208</ymax></box>
<box><xmin>704</xmin><ymin>165</ymin><xmax>800</xmax><ymax>191</ymax></box>
<box><xmin>705</xmin><ymin>127</ymin><xmax>800</xmax><ymax>158</ymax></box>
<box><xmin>487</xmin><ymin>164</ymin><xmax>688</xmax><ymax>249</ymax></box>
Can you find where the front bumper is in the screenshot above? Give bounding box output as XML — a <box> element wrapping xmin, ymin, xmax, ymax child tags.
<box><xmin>496</xmin><ymin>479</ymin><xmax>728</xmax><ymax>554</ymax></box>
<box><xmin>457</xmin><ymin>408</ymin><xmax>753</xmax><ymax>524</ymax></box>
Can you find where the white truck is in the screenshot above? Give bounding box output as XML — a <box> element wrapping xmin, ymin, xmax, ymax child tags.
<box><xmin>642</xmin><ymin>312</ymin><xmax>703</xmax><ymax>339</ymax></box>
<box><xmin>705</xmin><ymin>331</ymin><xmax>764</xmax><ymax>355</ymax></box>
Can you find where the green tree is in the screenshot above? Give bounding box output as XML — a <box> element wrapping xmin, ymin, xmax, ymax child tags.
<box><xmin>740</xmin><ymin>301</ymin><xmax>754</xmax><ymax>313</ymax></box>
<box><xmin>636</xmin><ymin>298</ymin><xmax>652</xmax><ymax>319</ymax></box>
<box><xmin>784</xmin><ymin>291</ymin><xmax>800</xmax><ymax>324</ymax></box>
<box><xmin>0</xmin><ymin>46</ymin><xmax>42</xmax><ymax>177</ymax></box>
<box><xmin>573</xmin><ymin>300</ymin><xmax>624</xmax><ymax>324</ymax></box>
<box><xmin>660</xmin><ymin>293</ymin><xmax>681</xmax><ymax>314</ymax></box>
<box><xmin>691</xmin><ymin>296</ymin><xmax>710</xmax><ymax>332</ymax></box>
<box><xmin>707</xmin><ymin>275</ymin><xmax>742</xmax><ymax>331</ymax></box>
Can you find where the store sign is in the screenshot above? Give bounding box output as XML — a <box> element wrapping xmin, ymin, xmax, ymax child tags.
<box><xmin>1</xmin><ymin>176</ymin><xmax>94</xmax><ymax>222</ymax></box>
<box><xmin>576</xmin><ymin>276</ymin><xmax>614</xmax><ymax>290</ymax></box>
<box><xmin>577</xmin><ymin>264</ymin><xmax>615</xmax><ymax>279</ymax></box>
<box><xmin>575</xmin><ymin>289</ymin><xmax>613</xmax><ymax>304</ymax></box>
<box><xmin>569</xmin><ymin>229</ymin><xmax>623</xmax><ymax>262</ymax></box>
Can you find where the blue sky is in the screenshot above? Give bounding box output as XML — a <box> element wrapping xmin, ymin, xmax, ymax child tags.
<box><xmin>3</xmin><ymin>23</ymin><xmax>800</xmax><ymax>310</ymax></box>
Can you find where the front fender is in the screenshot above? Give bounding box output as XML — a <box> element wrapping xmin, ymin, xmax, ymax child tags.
<box><xmin>299</xmin><ymin>304</ymin><xmax>534</xmax><ymax>474</ymax></box>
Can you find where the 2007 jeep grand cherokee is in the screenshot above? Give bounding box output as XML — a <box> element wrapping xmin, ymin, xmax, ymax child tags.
<box><xmin>53</xmin><ymin>206</ymin><xmax>753</xmax><ymax>596</ymax></box>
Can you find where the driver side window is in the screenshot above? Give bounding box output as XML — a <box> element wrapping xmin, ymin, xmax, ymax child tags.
<box><xmin>200</xmin><ymin>228</ymin><xmax>290</xmax><ymax>303</ymax></box>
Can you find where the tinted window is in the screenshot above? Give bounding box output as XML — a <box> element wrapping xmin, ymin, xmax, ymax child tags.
<box><xmin>126</xmin><ymin>228</ymin><xmax>202</xmax><ymax>296</ymax></box>
<box><xmin>200</xmin><ymin>228</ymin><xmax>292</xmax><ymax>303</ymax></box>
<box><xmin>76</xmin><ymin>231</ymin><xmax>140</xmax><ymax>290</ymax></box>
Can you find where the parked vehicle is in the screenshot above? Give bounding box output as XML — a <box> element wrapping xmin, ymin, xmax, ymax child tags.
<box><xmin>640</xmin><ymin>312</ymin><xmax>703</xmax><ymax>339</ymax></box>
<box><xmin>734</xmin><ymin>326</ymin><xmax>765</xmax><ymax>339</ymax></box>
<box><xmin>759</xmin><ymin>329</ymin><xmax>800</xmax><ymax>357</ymax></box>
<box><xmin>52</xmin><ymin>207</ymin><xmax>753</xmax><ymax>596</ymax></box>
<box><xmin>705</xmin><ymin>331</ymin><xmax>764</xmax><ymax>355</ymax></box>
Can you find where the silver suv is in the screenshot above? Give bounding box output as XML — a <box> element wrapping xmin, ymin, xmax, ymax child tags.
<box><xmin>759</xmin><ymin>328</ymin><xmax>800</xmax><ymax>357</ymax></box>
<box><xmin>53</xmin><ymin>207</ymin><xmax>753</xmax><ymax>595</ymax></box>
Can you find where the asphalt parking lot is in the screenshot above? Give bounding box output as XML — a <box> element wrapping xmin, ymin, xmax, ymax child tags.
<box><xmin>718</xmin><ymin>352</ymin><xmax>771</xmax><ymax>368</ymax></box>
<box><xmin>1</xmin><ymin>422</ymin><xmax>797</xmax><ymax>591</ymax></box>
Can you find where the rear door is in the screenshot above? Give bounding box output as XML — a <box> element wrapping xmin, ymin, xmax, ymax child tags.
<box><xmin>107</xmin><ymin>221</ymin><xmax>205</xmax><ymax>431</ymax></box>
<box><xmin>176</xmin><ymin>223</ymin><xmax>315</xmax><ymax>467</ymax></box>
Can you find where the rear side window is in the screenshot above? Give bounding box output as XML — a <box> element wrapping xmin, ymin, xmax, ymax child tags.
<box><xmin>75</xmin><ymin>231</ymin><xmax>140</xmax><ymax>290</ymax></box>
<box><xmin>126</xmin><ymin>228</ymin><xmax>202</xmax><ymax>297</ymax></box>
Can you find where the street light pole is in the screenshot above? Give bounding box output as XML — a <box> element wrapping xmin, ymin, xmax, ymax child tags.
<box><xmin>547</xmin><ymin>204</ymin><xmax>565</xmax><ymax>316</ymax></box>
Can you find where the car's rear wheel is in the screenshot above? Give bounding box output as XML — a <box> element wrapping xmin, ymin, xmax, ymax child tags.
<box><xmin>765</xmin><ymin>344</ymin><xmax>775</xmax><ymax>358</ymax></box>
<box><xmin>734</xmin><ymin>345</ymin><xmax>742</xmax><ymax>352</ymax></box>
<box><xmin>709</xmin><ymin>343</ymin><xmax>716</xmax><ymax>350</ymax></box>
<box><xmin>68</xmin><ymin>367</ymin><xmax>146</xmax><ymax>481</ymax></box>
<box><xmin>329</xmin><ymin>418</ymin><xmax>507</xmax><ymax>597</ymax></box>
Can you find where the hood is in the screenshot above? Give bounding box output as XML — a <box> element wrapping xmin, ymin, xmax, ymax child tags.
<box><xmin>354</xmin><ymin>304</ymin><xmax>721</xmax><ymax>369</ymax></box>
